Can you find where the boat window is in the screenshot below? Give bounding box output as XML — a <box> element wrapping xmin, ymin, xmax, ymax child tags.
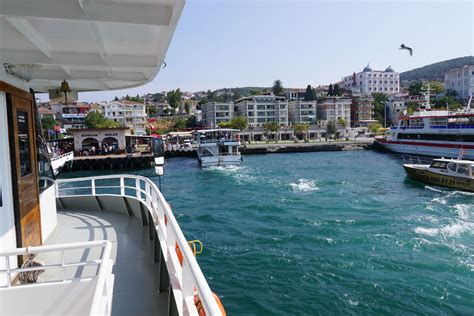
<box><xmin>456</xmin><ymin>164</ymin><xmax>469</xmax><ymax>176</ymax></box>
<box><xmin>430</xmin><ymin>161</ymin><xmax>447</xmax><ymax>169</ymax></box>
<box><xmin>447</xmin><ymin>163</ymin><xmax>457</xmax><ymax>172</ymax></box>
<box><xmin>17</xmin><ymin>111</ymin><xmax>32</xmax><ymax>177</ymax></box>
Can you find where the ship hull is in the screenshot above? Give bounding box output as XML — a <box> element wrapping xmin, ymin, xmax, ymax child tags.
<box><xmin>403</xmin><ymin>165</ymin><xmax>474</xmax><ymax>192</ymax></box>
<box><xmin>377</xmin><ymin>139</ymin><xmax>474</xmax><ymax>159</ymax></box>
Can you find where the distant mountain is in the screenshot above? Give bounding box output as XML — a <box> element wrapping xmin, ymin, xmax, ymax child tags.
<box><xmin>400</xmin><ymin>56</ymin><xmax>474</xmax><ymax>82</ymax></box>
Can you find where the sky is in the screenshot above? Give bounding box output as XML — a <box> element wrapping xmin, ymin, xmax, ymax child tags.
<box><xmin>40</xmin><ymin>0</ymin><xmax>473</xmax><ymax>102</ymax></box>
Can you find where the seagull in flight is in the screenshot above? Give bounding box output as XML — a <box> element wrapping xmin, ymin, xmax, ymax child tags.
<box><xmin>399</xmin><ymin>43</ymin><xmax>413</xmax><ymax>56</ymax></box>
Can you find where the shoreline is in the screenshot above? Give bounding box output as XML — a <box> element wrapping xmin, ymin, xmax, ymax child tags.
<box><xmin>240</xmin><ymin>139</ymin><xmax>375</xmax><ymax>155</ymax></box>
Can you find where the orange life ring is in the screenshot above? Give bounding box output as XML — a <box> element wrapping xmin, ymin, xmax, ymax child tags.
<box><xmin>194</xmin><ymin>292</ymin><xmax>226</xmax><ymax>316</ymax></box>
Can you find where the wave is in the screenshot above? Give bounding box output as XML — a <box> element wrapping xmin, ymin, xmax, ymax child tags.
<box><xmin>289</xmin><ymin>179</ymin><xmax>319</xmax><ymax>192</ymax></box>
<box><xmin>425</xmin><ymin>185</ymin><xmax>445</xmax><ymax>193</ymax></box>
<box><xmin>451</xmin><ymin>204</ymin><xmax>472</xmax><ymax>220</ymax></box>
<box><xmin>415</xmin><ymin>222</ymin><xmax>474</xmax><ymax>237</ymax></box>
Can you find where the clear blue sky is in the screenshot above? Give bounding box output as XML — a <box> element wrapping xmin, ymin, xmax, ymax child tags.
<box><xmin>61</xmin><ymin>0</ymin><xmax>474</xmax><ymax>102</ymax></box>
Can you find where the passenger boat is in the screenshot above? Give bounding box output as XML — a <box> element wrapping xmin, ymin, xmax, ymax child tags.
<box><xmin>403</xmin><ymin>158</ymin><xmax>474</xmax><ymax>192</ymax></box>
<box><xmin>195</xmin><ymin>129</ymin><xmax>242</xmax><ymax>167</ymax></box>
<box><xmin>0</xmin><ymin>1</ymin><xmax>226</xmax><ymax>315</ymax></box>
<box><xmin>377</xmin><ymin>96</ymin><xmax>474</xmax><ymax>159</ymax></box>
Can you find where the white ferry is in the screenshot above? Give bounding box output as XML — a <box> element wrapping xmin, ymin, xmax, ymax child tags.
<box><xmin>196</xmin><ymin>129</ymin><xmax>242</xmax><ymax>167</ymax></box>
<box><xmin>377</xmin><ymin>98</ymin><xmax>474</xmax><ymax>159</ymax></box>
<box><xmin>0</xmin><ymin>1</ymin><xmax>226</xmax><ymax>315</ymax></box>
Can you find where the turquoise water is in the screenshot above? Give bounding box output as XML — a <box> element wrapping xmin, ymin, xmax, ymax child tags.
<box><xmin>62</xmin><ymin>151</ymin><xmax>474</xmax><ymax>315</ymax></box>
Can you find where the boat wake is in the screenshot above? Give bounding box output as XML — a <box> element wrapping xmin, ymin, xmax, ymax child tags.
<box><xmin>289</xmin><ymin>179</ymin><xmax>319</xmax><ymax>192</ymax></box>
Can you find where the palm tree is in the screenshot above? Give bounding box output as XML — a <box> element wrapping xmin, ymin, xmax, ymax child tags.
<box><xmin>263</xmin><ymin>121</ymin><xmax>280</xmax><ymax>142</ymax></box>
<box><xmin>293</xmin><ymin>123</ymin><xmax>309</xmax><ymax>141</ymax></box>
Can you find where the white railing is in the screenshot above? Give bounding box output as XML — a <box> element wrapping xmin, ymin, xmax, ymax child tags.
<box><xmin>55</xmin><ymin>175</ymin><xmax>223</xmax><ymax>316</ymax></box>
<box><xmin>0</xmin><ymin>240</ymin><xmax>113</xmax><ymax>315</ymax></box>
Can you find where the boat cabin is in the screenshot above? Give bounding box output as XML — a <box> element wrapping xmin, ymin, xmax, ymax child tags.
<box><xmin>429</xmin><ymin>159</ymin><xmax>474</xmax><ymax>179</ymax></box>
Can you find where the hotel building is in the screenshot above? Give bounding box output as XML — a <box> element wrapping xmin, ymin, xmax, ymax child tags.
<box><xmin>343</xmin><ymin>64</ymin><xmax>400</xmax><ymax>95</ymax></box>
<box><xmin>444</xmin><ymin>65</ymin><xmax>474</xmax><ymax>99</ymax></box>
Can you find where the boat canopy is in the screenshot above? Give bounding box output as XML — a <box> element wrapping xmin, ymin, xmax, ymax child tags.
<box><xmin>196</xmin><ymin>128</ymin><xmax>240</xmax><ymax>133</ymax></box>
<box><xmin>433</xmin><ymin>158</ymin><xmax>474</xmax><ymax>164</ymax></box>
<box><xmin>0</xmin><ymin>0</ymin><xmax>185</xmax><ymax>92</ymax></box>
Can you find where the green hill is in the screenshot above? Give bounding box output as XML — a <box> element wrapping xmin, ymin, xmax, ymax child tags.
<box><xmin>400</xmin><ymin>56</ymin><xmax>474</xmax><ymax>82</ymax></box>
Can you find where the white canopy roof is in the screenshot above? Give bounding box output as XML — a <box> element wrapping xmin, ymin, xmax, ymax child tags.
<box><xmin>0</xmin><ymin>0</ymin><xmax>185</xmax><ymax>92</ymax></box>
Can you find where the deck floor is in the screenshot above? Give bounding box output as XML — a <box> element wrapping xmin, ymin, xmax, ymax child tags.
<box><xmin>42</xmin><ymin>210</ymin><xmax>168</xmax><ymax>316</ymax></box>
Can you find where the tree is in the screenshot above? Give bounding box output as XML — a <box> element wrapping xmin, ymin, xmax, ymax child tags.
<box><xmin>372</xmin><ymin>92</ymin><xmax>388</xmax><ymax>123</ymax></box>
<box><xmin>263</xmin><ymin>121</ymin><xmax>280</xmax><ymax>142</ymax></box>
<box><xmin>41</xmin><ymin>116</ymin><xmax>58</xmax><ymax>139</ymax></box>
<box><xmin>428</xmin><ymin>80</ymin><xmax>445</xmax><ymax>94</ymax></box>
<box><xmin>147</xmin><ymin>105</ymin><xmax>157</xmax><ymax>117</ymax></box>
<box><xmin>333</xmin><ymin>84</ymin><xmax>341</xmax><ymax>96</ymax></box>
<box><xmin>328</xmin><ymin>84</ymin><xmax>334</xmax><ymax>96</ymax></box>
<box><xmin>173</xmin><ymin>117</ymin><xmax>186</xmax><ymax>130</ymax></box>
<box><xmin>446</xmin><ymin>89</ymin><xmax>458</xmax><ymax>97</ymax></box>
<box><xmin>272</xmin><ymin>80</ymin><xmax>284</xmax><ymax>96</ymax></box>
<box><xmin>84</xmin><ymin>112</ymin><xmax>119</xmax><ymax>128</ymax></box>
<box><xmin>326</xmin><ymin>120</ymin><xmax>337</xmax><ymax>138</ymax></box>
<box><xmin>185</xmin><ymin>102</ymin><xmax>191</xmax><ymax>115</ymax></box>
<box><xmin>408</xmin><ymin>81</ymin><xmax>423</xmax><ymax>95</ymax></box>
<box><xmin>218</xmin><ymin>121</ymin><xmax>232</xmax><ymax>128</ymax></box>
<box><xmin>368</xmin><ymin>123</ymin><xmax>383</xmax><ymax>135</ymax></box>
<box><xmin>338</xmin><ymin>117</ymin><xmax>346</xmax><ymax>127</ymax></box>
<box><xmin>114</xmin><ymin>96</ymin><xmax>119</xmax><ymax>101</ymax></box>
<box><xmin>293</xmin><ymin>123</ymin><xmax>309</xmax><ymax>140</ymax></box>
<box><xmin>304</xmin><ymin>85</ymin><xmax>315</xmax><ymax>101</ymax></box>
<box><xmin>230</xmin><ymin>116</ymin><xmax>248</xmax><ymax>131</ymax></box>
<box><xmin>167</xmin><ymin>89</ymin><xmax>181</xmax><ymax>114</ymax></box>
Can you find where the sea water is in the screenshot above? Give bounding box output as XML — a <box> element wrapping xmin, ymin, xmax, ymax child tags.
<box><xmin>63</xmin><ymin>151</ymin><xmax>474</xmax><ymax>315</ymax></box>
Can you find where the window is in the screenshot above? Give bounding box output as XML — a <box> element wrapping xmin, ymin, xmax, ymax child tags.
<box><xmin>17</xmin><ymin>111</ymin><xmax>32</xmax><ymax>177</ymax></box>
<box><xmin>456</xmin><ymin>164</ymin><xmax>469</xmax><ymax>176</ymax></box>
<box><xmin>248</xmin><ymin>105</ymin><xmax>254</xmax><ymax>110</ymax></box>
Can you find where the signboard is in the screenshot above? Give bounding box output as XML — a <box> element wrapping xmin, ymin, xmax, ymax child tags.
<box><xmin>62</xmin><ymin>113</ymin><xmax>86</xmax><ymax>119</ymax></box>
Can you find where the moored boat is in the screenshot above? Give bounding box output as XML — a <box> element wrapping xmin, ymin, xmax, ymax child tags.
<box><xmin>195</xmin><ymin>129</ymin><xmax>242</xmax><ymax>167</ymax></box>
<box><xmin>403</xmin><ymin>158</ymin><xmax>474</xmax><ymax>192</ymax></box>
<box><xmin>377</xmin><ymin>95</ymin><xmax>474</xmax><ymax>159</ymax></box>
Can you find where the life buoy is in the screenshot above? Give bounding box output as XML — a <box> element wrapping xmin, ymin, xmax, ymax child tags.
<box><xmin>194</xmin><ymin>292</ymin><xmax>226</xmax><ymax>316</ymax></box>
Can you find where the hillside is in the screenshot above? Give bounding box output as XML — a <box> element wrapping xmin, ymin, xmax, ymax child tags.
<box><xmin>400</xmin><ymin>56</ymin><xmax>474</xmax><ymax>82</ymax></box>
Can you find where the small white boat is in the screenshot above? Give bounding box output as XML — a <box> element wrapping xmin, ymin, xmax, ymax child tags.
<box><xmin>195</xmin><ymin>129</ymin><xmax>242</xmax><ymax>167</ymax></box>
<box><xmin>403</xmin><ymin>157</ymin><xmax>474</xmax><ymax>192</ymax></box>
<box><xmin>49</xmin><ymin>151</ymin><xmax>74</xmax><ymax>175</ymax></box>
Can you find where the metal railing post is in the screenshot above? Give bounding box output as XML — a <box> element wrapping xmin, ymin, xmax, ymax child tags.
<box><xmin>91</xmin><ymin>179</ymin><xmax>96</xmax><ymax>196</ymax></box>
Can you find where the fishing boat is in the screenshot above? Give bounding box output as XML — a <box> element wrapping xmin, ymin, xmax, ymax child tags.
<box><xmin>403</xmin><ymin>158</ymin><xmax>474</xmax><ymax>192</ymax></box>
<box><xmin>377</xmin><ymin>95</ymin><xmax>474</xmax><ymax>159</ymax></box>
<box><xmin>0</xmin><ymin>1</ymin><xmax>226</xmax><ymax>315</ymax></box>
<box><xmin>195</xmin><ymin>129</ymin><xmax>242</xmax><ymax>167</ymax></box>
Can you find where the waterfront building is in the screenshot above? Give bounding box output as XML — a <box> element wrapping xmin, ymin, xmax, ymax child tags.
<box><xmin>235</xmin><ymin>95</ymin><xmax>288</xmax><ymax>127</ymax></box>
<box><xmin>444</xmin><ymin>65</ymin><xmax>474</xmax><ymax>99</ymax></box>
<box><xmin>70</xmin><ymin>127</ymin><xmax>129</xmax><ymax>153</ymax></box>
<box><xmin>350</xmin><ymin>95</ymin><xmax>376</xmax><ymax>127</ymax></box>
<box><xmin>317</xmin><ymin>97</ymin><xmax>351</xmax><ymax>126</ymax></box>
<box><xmin>343</xmin><ymin>64</ymin><xmax>400</xmax><ymax>95</ymax></box>
<box><xmin>286</xmin><ymin>88</ymin><xmax>306</xmax><ymax>101</ymax></box>
<box><xmin>201</xmin><ymin>102</ymin><xmax>234</xmax><ymax>128</ymax></box>
<box><xmin>103</xmin><ymin>100</ymin><xmax>147</xmax><ymax>135</ymax></box>
<box><xmin>288</xmin><ymin>101</ymin><xmax>317</xmax><ymax>125</ymax></box>
<box><xmin>386</xmin><ymin>94</ymin><xmax>407</xmax><ymax>125</ymax></box>
<box><xmin>51</xmin><ymin>102</ymin><xmax>91</xmax><ymax>130</ymax></box>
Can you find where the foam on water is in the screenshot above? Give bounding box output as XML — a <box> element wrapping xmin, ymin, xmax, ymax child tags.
<box><xmin>415</xmin><ymin>222</ymin><xmax>474</xmax><ymax>237</ymax></box>
<box><xmin>289</xmin><ymin>178</ymin><xmax>319</xmax><ymax>192</ymax></box>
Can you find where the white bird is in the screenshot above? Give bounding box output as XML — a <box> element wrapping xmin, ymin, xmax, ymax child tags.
<box><xmin>399</xmin><ymin>43</ymin><xmax>413</xmax><ymax>56</ymax></box>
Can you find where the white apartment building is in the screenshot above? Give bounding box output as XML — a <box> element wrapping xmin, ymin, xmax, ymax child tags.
<box><xmin>102</xmin><ymin>101</ymin><xmax>147</xmax><ymax>135</ymax></box>
<box><xmin>317</xmin><ymin>97</ymin><xmax>351</xmax><ymax>126</ymax></box>
<box><xmin>386</xmin><ymin>94</ymin><xmax>407</xmax><ymax>125</ymax></box>
<box><xmin>201</xmin><ymin>102</ymin><xmax>234</xmax><ymax>128</ymax></box>
<box><xmin>343</xmin><ymin>64</ymin><xmax>400</xmax><ymax>95</ymax></box>
<box><xmin>288</xmin><ymin>101</ymin><xmax>317</xmax><ymax>125</ymax></box>
<box><xmin>444</xmin><ymin>65</ymin><xmax>474</xmax><ymax>99</ymax></box>
<box><xmin>235</xmin><ymin>95</ymin><xmax>288</xmax><ymax>127</ymax></box>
